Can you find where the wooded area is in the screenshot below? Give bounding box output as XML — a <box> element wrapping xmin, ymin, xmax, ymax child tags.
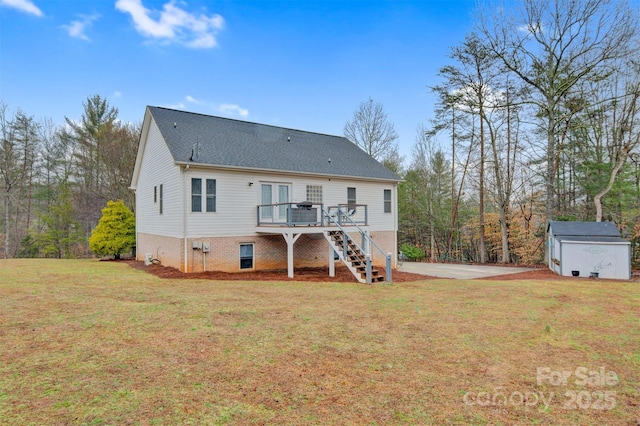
<box><xmin>398</xmin><ymin>0</ymin><xmax>640</xmax><ymax>266</ymax></box>
<box><xmin>1</xmin><ymin>0</ymin><xmax>639</xmax><ymax>266</ymax></box>
<box><xmin>0</xmin><ymin>95</ymin><xmax>139</xmax><ymax>258</ymax></box>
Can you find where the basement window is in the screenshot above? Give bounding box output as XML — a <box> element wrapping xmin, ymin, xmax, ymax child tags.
<box><xmin>240</xmin><ymin>243</ymin><xmax>254</xmax><ymax>270</ymax></box>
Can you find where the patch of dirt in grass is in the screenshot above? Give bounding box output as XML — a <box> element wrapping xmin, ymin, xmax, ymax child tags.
<box><xmin>125</xmin><ymin>260</ymin><xmax>434</xmax><ymax>282</ymax></box>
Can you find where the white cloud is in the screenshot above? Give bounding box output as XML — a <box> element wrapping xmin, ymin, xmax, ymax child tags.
<box><xmin>62</xmin><ymin>14</ymin><xmax>100</xmax><ymax>41</ymax></box>
<box><xmin>0</xmin><ymin>0</ymin><xmax>43</xmax><ymax>16</ymax></box>
<box><xmin>185</xmin><ymin>95</ymin><xmax>202</xmax><ymax>104</ymax></box>
<box><xmin>115</xmin><ymin>0</ymin><xmax>224</xmax><ymax>49</ymax></box>
<box><xmin>219</xmin><ymin>104</ymin><xmax>249</xmax><ymax>118</ymax></box>
<box><xmin>113</xmin><ymin>91</ymin><xmax>123</xmax><ymax>98</ymax></box>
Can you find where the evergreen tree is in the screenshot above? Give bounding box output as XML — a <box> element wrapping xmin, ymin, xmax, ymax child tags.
<box><xmin>88</xmin><ymin>200</ymin><xmax>135</xmax><ymax>259</ymax></box>
<box><xmin>36</xmin><ymin>181</ymin><xmax>82</xmax><ymax>258</ymax></box>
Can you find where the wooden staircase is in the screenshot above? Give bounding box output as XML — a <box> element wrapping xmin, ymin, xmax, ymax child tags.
<box><xmin>325</xmin><ymin>230</ymin><xmax>385</xmax><ymax>283</ymax></box>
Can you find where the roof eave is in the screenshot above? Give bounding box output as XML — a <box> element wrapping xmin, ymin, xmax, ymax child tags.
<box><xmin>174</xmin><ymin>161</ymin><xmax>402</xmax><ymax>183</ymax></box>
<box><xmin>130</xmin><ymin>107</ymin><xmax>153</xmax><ymax>190</ymax></box>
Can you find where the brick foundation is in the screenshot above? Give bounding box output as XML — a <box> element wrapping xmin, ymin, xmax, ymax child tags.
<box><xmin>137</xmin><ymin>230</ymin><xmax>396</xmax><ymax>273</ymax></box>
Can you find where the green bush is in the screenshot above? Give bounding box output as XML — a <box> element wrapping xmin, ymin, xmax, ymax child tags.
<box><xmin>89</xmin><ymin>200</ymin><xmax>135</xmax><ymax>259</ymax></box>
<box><xmin>400</xmin><ymin>243</ymin><xmax>425</xmax><ymax>261</ymax></box>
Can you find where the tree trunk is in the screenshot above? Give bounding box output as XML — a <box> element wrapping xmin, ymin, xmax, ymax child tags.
<box><xmin>479</xmin><ymin>113</ymin><xmax>486</xmax><ymax>263</ymax></box>
<box><xmin>500</xmin><ymin>209</ymin><xmax>509</xmax><ymax>263</ymax></box>
<box><xmin>594</xmin><ymin>146</ymin><xmax>630</xmax><ymax>221</ymax></box>
<box><xmin>4</xmin><ymin>192</ymin><xmax>10</xmax><ymax>259</ymax></box>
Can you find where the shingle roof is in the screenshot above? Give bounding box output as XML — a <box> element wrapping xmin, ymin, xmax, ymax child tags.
<box><xmin>147</xmin><ymin>106</ymin><xmax>401</xmax><ymax>181</ymax></box>
<box><xmin>554</xmin><ymin>235</ymin><xmax>628</xmax><ymax>243</ymax></box>
<box><xmin>548</xmin><ymin>221</ymin><xmax>621</xmax><ymax>237</ymax></box>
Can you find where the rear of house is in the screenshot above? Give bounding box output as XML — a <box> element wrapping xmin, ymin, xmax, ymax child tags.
<box><xmin>130</xmin><ymin>106</ymin><xmax>401</xmax><ymax>281</ymax></box>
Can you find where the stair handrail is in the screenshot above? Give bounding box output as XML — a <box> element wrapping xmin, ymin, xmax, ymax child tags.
<box><xmin>323</xmin><ymin>207</ymin><xmax>392</xmax><ymax>283</ymax></box>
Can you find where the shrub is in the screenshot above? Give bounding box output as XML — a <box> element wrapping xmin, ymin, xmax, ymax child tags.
<box><xmin>400</xmin><ymin>243</ymin><xmax>425</xmax><ymax>261</ymax></box>
<box><xmin>89</xmin><ymin>200</ymin><xmax>135</xmax><ymax>259</ymax></box>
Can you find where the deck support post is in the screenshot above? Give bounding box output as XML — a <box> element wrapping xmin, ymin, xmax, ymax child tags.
<box><xmin>329</xmin><ymin>244</ymin><xmax>335</xmax><ymax>277</ymax></box>
<box><xmin>283</xmin><ymin>232</ymin><xmax>302</xmax><ymax>278</ymax></box>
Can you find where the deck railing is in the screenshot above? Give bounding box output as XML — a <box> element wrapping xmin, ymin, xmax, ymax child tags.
<box><xmin>324</xmin><ymin>206</ymin><xmax>392</xmax><ymax>283</ymax></box>
<box><xmin>256</xmin><ymin>202</ymin><xmax>368</xmax><ymax>227</ymax></box>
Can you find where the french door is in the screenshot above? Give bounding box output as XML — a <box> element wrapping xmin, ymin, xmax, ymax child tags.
<box><xmin>260</xmin><ymin>182</ymin><xmax>290</xmax><ymax>221</ymax></box>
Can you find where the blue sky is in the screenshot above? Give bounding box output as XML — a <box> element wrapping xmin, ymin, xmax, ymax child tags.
<box><xmin>0</xmin><ymin>0</ymin><xmax>477</xmax><ymax>159</ymax></box>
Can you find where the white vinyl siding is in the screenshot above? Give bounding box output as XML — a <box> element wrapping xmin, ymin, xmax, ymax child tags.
<box><xmin>134</xmin><ymin>119</ymin><xmax>183</xmax><ymax>238</ymax></box>
<box><xmin>184</xmin><ymin>171</ymin><xmax>396</xmax><ymax>237</ymax></box>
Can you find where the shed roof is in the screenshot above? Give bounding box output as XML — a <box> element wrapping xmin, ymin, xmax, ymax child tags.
<box><xmin>146</xmin><ymin>106</ymin><xmax>401</xmax><ymax>182</ymax></box>
<box><xmin>548</xmin><ymin>221</ymin><xmax>621</xmax><ymax>238</ymax></box>
<box><xmin>554</xmin><ymin>235</ymin><xmax>628</xmax><ymax>244</ymax></box>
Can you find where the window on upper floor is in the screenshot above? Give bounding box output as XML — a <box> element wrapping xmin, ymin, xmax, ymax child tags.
<box><xmin>206</xmin><ymin>179</ymin><xmax>216</xmax><ymax>212</ymax></box>
<box><xmin>192</xmin><ymin>178</ymin><xmax>217</xmax><ymax>213</ymax></box>
<box><xmin>347</xmin><ymin>187</ymin><xmax>357</xmax><ymax>213</ymax></box>
<box><xmin>159</xmin><ymin>184</ymin><xmax>163</xmax><ymax>214</ymax></box>
<box><xmin>384</xmin><ymin>189</ymin><xmax>392</xmax><ymax>213</ymax></box>
<box><xmin>191</xmin><ymin>178</ymin><xmax>202</xmax><ymax>212</ymax></box>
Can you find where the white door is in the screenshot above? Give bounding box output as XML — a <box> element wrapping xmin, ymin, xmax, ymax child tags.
<box><xmin>260</xmin><ymin>183</ymin><xmax>290</xmax><ymax>222</ymax></box>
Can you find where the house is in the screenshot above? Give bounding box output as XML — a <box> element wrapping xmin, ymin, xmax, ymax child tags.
<box><xmin>130</xmin><ymin>106</ymin><xmax>402</xmax><ymax>283</ymax></box>
<box><xmin>547</xmin><ymin>221</ymin><xmax>631</xmax><ymax>280</ymax></box>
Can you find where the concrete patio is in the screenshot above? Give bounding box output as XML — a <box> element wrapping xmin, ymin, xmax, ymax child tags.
<box><xmin>398</xmin><ymin>262</ymin><xmax>535</xmax><ymax>279</ymax></box>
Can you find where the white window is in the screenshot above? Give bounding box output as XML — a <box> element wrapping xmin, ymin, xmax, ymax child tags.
<box><xmin>206</xmin><ymin>179</ymin><xmax>216</xmax><ymax>212</ymax></box>
<box><xmin>192</xmin><ymin>178</ymin><xmax>216</xmax><ymax>213</ymax></box>
<box><xmin>191</xmin><ymin>178</ymin><xmax>202</xmax><ymax>212</ymax></box>
<box><xmin>347</xmin><ymin>187</ymin><xmax>356</xmax><ymax>206</ymax></box>
<box><xmin>347</xmin><ymin>186</ymin><xmax>357</xmax><ymax>213</ymax></box>
<box><xmin>384</xmin><ymin>189</ymin><xmax>392</xmax><ymax>213</ymax></box>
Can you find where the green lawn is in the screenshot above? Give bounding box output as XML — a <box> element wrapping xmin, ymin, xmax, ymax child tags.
<box><xmin>0</xmin><ymin>259</ymin><xmax>638</xmax><ymax>425</ymax></box>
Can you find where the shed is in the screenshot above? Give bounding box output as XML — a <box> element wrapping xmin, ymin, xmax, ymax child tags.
<box><xmin>547</xmin><ymin>221</ymin><xmax>631</xmax><ymax>280</ymax></box>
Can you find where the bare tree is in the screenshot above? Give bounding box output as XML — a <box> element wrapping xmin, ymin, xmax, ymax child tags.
<box><xmin>0</xmin><ymin>104</ymin><xmax>39</xmax><ymax>258</ymax></box>
<box><xmin>479</xmin><ymin>0</ymin><xmax>639</xmax><ymax>223</ymax></box>
<box><xmin>429</xmin><ymin>90</ymin><xmax>475</xmax><ymax>260</ymax></box>
<box><xmin>344</xmin><ymin>98</ymin><xmax>399</xmax><ymax>163</ymax></box>
<box><xmin>577</xmin><ymin>67</ymin><xmax>640</xmax><ymax>221</ymax></box>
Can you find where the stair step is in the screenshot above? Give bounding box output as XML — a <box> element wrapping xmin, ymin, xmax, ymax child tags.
<box><xmin>325</xmin><ymin>228</ymin><xmax>386</xmax><ymax>284</ymax></box>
